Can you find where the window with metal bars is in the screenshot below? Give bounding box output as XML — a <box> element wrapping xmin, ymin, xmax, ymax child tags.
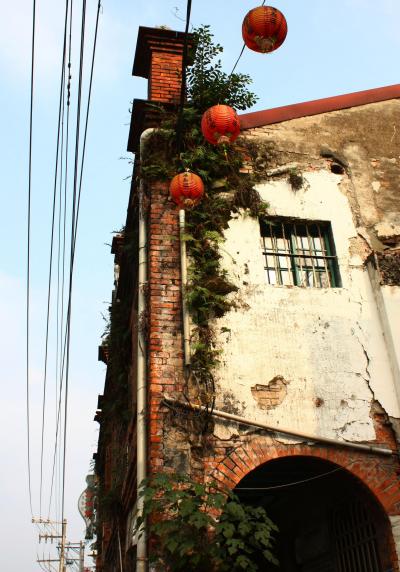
<box><xmin>260</xmin><ymin>218</ymin><xmax>341</xmax><ymax>288</ymax></box>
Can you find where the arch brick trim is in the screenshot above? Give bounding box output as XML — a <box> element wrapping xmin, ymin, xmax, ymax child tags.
<box><xmin>206</xmin><ymin>439</ymin><xmax>400</xmax><ymax>516</ymax></box>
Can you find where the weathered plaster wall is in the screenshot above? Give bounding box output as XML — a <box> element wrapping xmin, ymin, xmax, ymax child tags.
<box><xmin>210</xmin><ymin>100</ymin><xmax>400</xmax><ymax>445</ymax></box>
<box><xmin>213</xmin><ymin>170</ymin><xmax>399</xmax><ymax>443</ymax></box>
<box><xmin>243</xmin><ymin>99</ymin><xmax>400</xmax><ymax>247</ymax></box>
<box><xmin>383</xmin><ymin>287</ymin><xmax>400</xmax><ymax>369</ymax></box>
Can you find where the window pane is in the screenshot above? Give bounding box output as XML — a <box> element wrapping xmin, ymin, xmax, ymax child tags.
<box><xmin>264</xmin><ymin>236</ymin><xmax>273</xmax><ymax>250</ymax></box>
<box><xmin>314</xmin><ymin>257</ymin><xmax>325</xmax><ymax>269</ymax></box>
<box><xmin>276</xmin><ymin>237</ymin><xmax>287</xmax><ymax>252</ymax></box>
<box><xmin>313</xmin><ymin>236</ymin><xmax>322</xmax><ymax>252</ymax></box>
<box><xmin>278</xmin><ymin>255</ymin><xmax>289</xmax><ymax>270</ymax></box>
<box><xmin>260</xmin><ymin>218</ymin><xmax>340</xmax><ymax>288</ymax></box>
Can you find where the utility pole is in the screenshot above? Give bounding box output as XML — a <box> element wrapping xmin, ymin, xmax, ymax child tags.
<box><xmin>33</xmin><ymin>518</ymin><xmax>66</xmax><ymax>571</ymax></box>
<box><xmin>33</xmin><ymin>517</ymin><xmax>66</xmax><ymax>546</ymax></box>
<box><xmin>33</xmin><ymin>519</ymin><xmax>86</xmax><ymax>572</ymax></box>
<box><xmin>59</xmin><ymin>519</ymin><xmax>67</xmax><ymax>572</ymax></box>
<box><xmin>79</xmin><ymin>541</ymin><xmax>85</xmax><ymax>572</ymax></box>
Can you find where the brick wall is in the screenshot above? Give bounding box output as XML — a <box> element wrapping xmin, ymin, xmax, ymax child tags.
<box><xmin>147</xmin><ymin>181</ymin><xmax>185</xmax><ymax>474</ymax></box>
<box><xmin>149</xmin><ymin>49</ymin><xmax>182</xmax><ymax>104</ymax></box>
<box><xmin>204</xmin><ymin>438</ymin><xmax>400</xmax><ymax>514</ymax></box>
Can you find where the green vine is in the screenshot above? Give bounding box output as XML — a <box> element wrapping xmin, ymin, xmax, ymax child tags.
<box><xmin>141</xmin><ymin>27</ymin><xmax>268</xmax><ymax>408</ymax></box>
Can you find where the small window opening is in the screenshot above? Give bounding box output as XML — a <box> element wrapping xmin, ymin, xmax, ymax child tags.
<box><xmin>331</xmin><ymin>162</ymin><xmax>345</xmax><ymax>174</ymax></box>
<box><xmin>260</xmin><ymin>218</ymin><xmax>341</xmax><ymax>288</ymax></box>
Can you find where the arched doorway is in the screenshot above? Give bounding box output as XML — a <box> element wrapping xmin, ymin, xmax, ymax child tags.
<box><xmin>234</xmin><ymin>455</ymin><xmax>395</xmax><ymax>572</ymax></box>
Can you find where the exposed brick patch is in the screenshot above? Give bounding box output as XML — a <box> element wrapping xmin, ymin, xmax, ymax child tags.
<box><xmin>251</xmin><ymin>375</ymin><xmax>289</xmax><ymax>410</ymax></box>
<box><xmin>376</xmin><ymin>249</ymin><xmax>400</xmax><ymax>285</ymax></box>
<box><xmin>371</xmin><ymin>400</ymin><xmax>398</xmax><ymax>451</ymax></box>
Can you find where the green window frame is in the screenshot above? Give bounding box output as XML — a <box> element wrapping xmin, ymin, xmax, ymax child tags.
<box><xmin>260</xmin><ymin>218</ymin><xmax>341</xmax><ymax>288</ymax></box>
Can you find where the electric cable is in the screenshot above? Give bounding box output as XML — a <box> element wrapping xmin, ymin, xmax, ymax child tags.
<box><xmin>72</xmin><ymin>0</ymin><xmax>102</xmax><ymax>252</ymax></box>
<box><xmin>235</xmin><ymin>464</ymin><xmax>352</xmax><ymax>492</ymax></box>
<box><xmin>48</xmin><ymin>0</ymin><xmax>74</xmax><ymax>520</ymax></box>
<box><xmin>26</xmin><ymin>0</ymin><xmax>36</xmax><ymax>518</ymax></box>
<box><xmin>39</xmin><ymin>0</ymin><xmax>70</xmax><ymax>518</ymax></box>
<box><xmin>175</xmin><ymin>0</ymin><xmax>192</xmax><ymax>155</ymax></box>
<box><xmin>46</xmin><ymin>0</ymin><xmax>70</xmax><ymax>520</ymax></box>
<box><xmin>49</xmin><ymin>0</ymin><xmax>101</xmax><ymax>518</ymax></box>
<box><xmin>48</xmin><ymin>0</ymin><xmax>73</xmax><ymax>521</ymax></box>
<box><xmin>53</xmin><ymin>62</ymin><xmax>66</xmax><ymax>525</ymax></box>
<box><xmin>61</xmin><ymin>0</ymin><xmax>87</xmax><ymax>527</ymax></box>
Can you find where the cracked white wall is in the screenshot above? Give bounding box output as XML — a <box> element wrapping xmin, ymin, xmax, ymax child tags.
<box><xmin>213</xmin><ymin>170</ymin><xmax>400</xmax><ymax>442</ymax></box>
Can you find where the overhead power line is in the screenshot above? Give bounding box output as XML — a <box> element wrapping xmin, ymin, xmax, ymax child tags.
<box><xmin>61</xmin><ymin>0</ymin><xmax>87</xmax><ymax>527</ymax></box>
<box><xmin>47</xmin><ymin>0</ymin><xmax>73</xmax><ymax>521</ymax></box>
<box><xmin>39</xmin><ymin>0</ymin><xmax>71</xmax><ymax>519</ymax></box>
<box><xmin>48</xmin><ymin>0</ymin><xmax>102</xmax><ymax>520</ymax></box>
<box><xmin>73</xmin><ymin>0</ymin><xmax>102</xmax><ymax>251</ymax></box>
<box><xmin>43</xmin><ymin>0</ymin><xmax>70</xmax><ymax>520</ymax></box>
<box><xmin>176</xmin><ymin>0</ymin><xmax>192</xmax><ymax>154</ymax></box>
<box><xmin>26</xmin><ymin>0</ymin><xmax>37</xmax><ymax>519</ymax></box>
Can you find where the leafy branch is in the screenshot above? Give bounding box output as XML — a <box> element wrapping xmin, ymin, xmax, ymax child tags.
<box><xmin>136</xmin><ymin>473</ymin><xmax>279</xmax><ymax>572</ymax></box>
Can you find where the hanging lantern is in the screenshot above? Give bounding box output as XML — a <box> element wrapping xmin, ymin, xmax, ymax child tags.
<box><xmin>242</xmin><ymin>6</ymin><xmax>287</xmax><ymax>54</ymax></box>
<box><xmin>201</xmin><ymin>104</ymin><xmax>241</xmax><ymax>145</ymax></box>
<box><xmin>169</xmin><ymin>171</ymin><xmax>204</xmax><ymax>209</ymax></box>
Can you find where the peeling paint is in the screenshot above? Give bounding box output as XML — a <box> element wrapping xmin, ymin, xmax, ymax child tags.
<box><xmin>211</xmin><ymin>170</ymin><xmax>399</xmax><ymax>445</ymax></box>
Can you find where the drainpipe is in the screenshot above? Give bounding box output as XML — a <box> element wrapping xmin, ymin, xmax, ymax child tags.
<box><xmin>136</xmin><ymin>128</ymin><xmax>155</xmax><ymax>572</ymax></box>
<box><xmin>179</xmin><ymin>209</ymin><xmax>191</xmax><ymax>367</ymax></box>
<box><xmin>163</xmin><ymin>397</ymin><xmax>395</xmax><ymax>457</ymax></box>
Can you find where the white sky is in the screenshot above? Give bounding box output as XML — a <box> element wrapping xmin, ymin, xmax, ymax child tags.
<box><xmin>0</xmin><ymin>0</ymin><xmax>399</xmax><ymax>570</ymax></box>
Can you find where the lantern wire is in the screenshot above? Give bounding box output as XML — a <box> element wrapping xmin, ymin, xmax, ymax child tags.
<box><xmin>228</xmin><ymin>44</ymin><xmax>246</xmax><ymax>78</ymax></box>
<box><xmin>228</xmin><ymin>0</ymin><xmax>266</xmax><ymax>78</ymax></box>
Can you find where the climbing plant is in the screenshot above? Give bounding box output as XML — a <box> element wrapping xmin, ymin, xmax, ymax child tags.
<box><xmin>95</xmin><ymin>233</ymin><xmax>134</xmax><ymax>534</ymax></box>
<box><xmin>140</xmin><ymin>26</ymin><xmax>268</xmax><ymax>409</ymax></box>
<box><xmin>136</xmin><ymin>473</ymin><xmax>279</xmax><ymax>572</ymax></box>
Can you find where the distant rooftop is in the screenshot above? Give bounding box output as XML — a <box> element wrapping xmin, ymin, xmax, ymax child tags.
<box><xmin>239</xmin><ymin>84</ymin><xmax>400</xmax><ymax>130</ymax></box>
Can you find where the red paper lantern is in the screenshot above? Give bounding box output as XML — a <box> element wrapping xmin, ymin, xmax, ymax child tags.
<box><xmin>169</xmin><ymin>171</ymin><xmax>204</xmax><ymax>209</ymax></box>
<box><xmin>242</xmin><ymin>6</ymin><xmax>287</xmax><ymax>54</ymax></box>
<box><xmin>201</xmin><ymin>104</ymin><xmax>241</xmax><ymax>145</ymax></box>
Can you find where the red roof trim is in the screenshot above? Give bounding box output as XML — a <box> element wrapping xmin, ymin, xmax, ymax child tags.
<box><xmin>239</xmin><ymin>84</ymin><xmax>400</xmax><ymax>130</ymax></box>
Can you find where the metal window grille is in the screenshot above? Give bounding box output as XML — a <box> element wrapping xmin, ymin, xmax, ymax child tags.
<box><xmin>260</xmin><ymin>219</ymin><xmax>341</xmax><ymax>288</ymax></box>
<box><xmin>332</xmin><ymin>502</ymin><xmax>383</xmax><ymax>572</ymax></box>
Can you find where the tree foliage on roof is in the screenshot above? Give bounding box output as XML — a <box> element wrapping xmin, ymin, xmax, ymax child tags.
<box><xmin>187</xmin><ymin>25</ymin><xmax>258</xmax><ymax>112</ymax></box>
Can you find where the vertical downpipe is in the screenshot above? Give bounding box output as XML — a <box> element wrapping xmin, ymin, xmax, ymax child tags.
<box><xmin>179</xmin><ymin>208</ymin><xmax>191</xmax><ymax>367</ymax></box>
<box><xmin>136</xmin><ymin>129</ymin><xmax>154</xmax><ymax>572</ymax></box>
